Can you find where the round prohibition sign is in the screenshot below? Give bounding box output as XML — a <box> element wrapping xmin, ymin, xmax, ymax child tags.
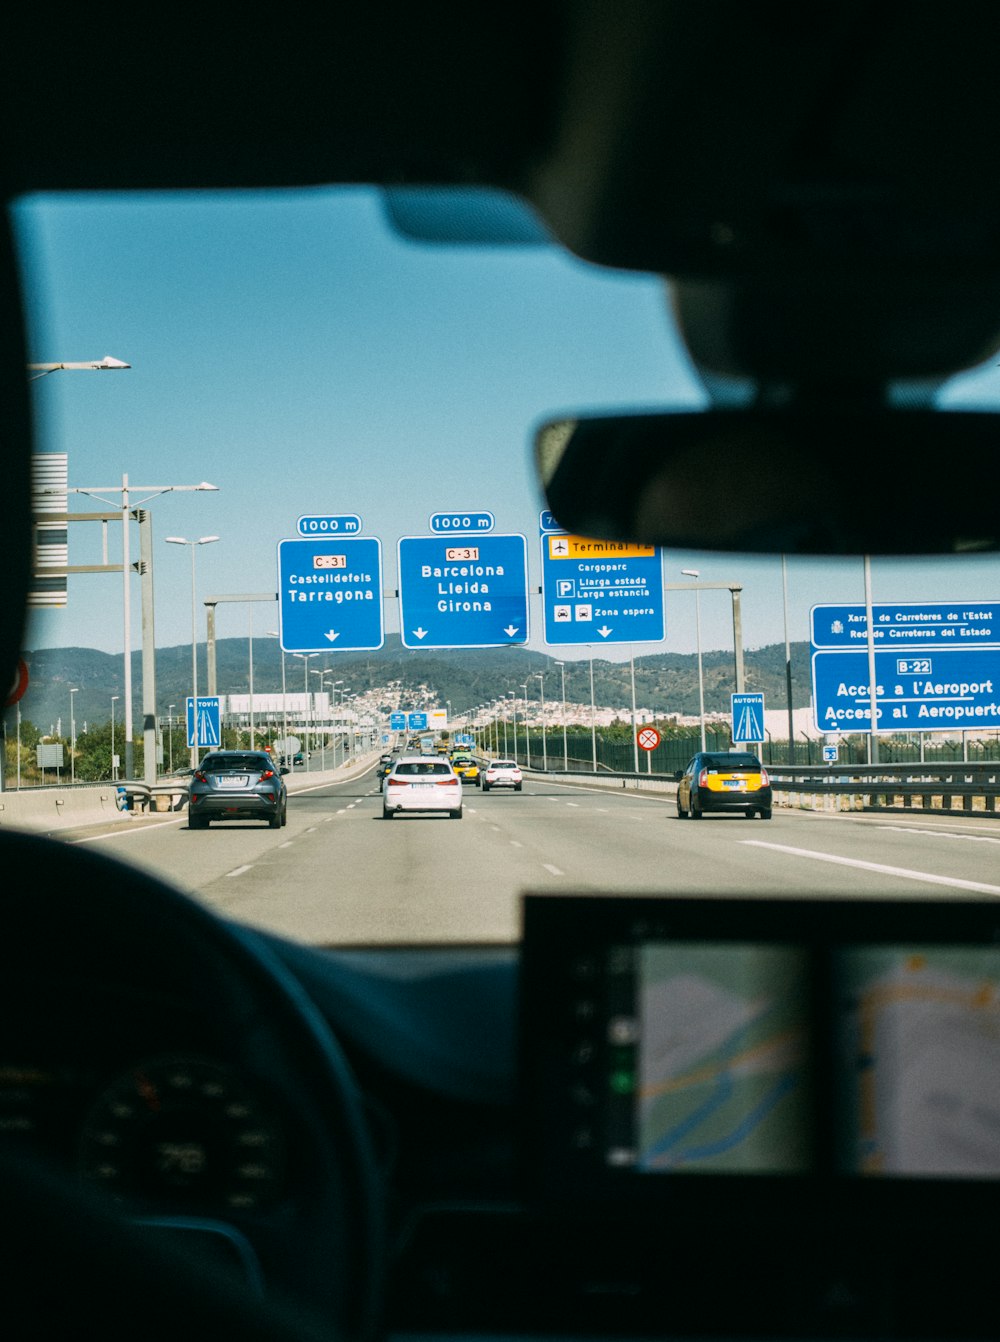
<box><xmin>637</xmin><ymin>726</ymin><xmax>661</xmax><ymax>752</ymax></box>
<box><xmin>5</xmin><ymin>657</ymin><xmax>29</xmax><ymax>707</ymax></box>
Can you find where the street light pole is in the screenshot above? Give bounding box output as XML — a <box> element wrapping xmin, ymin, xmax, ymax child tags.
<box><xmin>67</xmin><ymin>687</ymin><xmax>77</xmax><ymax>783</ymax></box>
<box><xmin>166</xmin><ymin>536</ymin><xmax>221</xmax><ymax>768</ymax></box>
<box><xmin>167</xmin><ymin>704</ymin><xmax>175</xmax><ymax>774</ymax></box>
<box><xmin>521</xmin><ymin>682</ymin><xmax>531</xmax><ymax>770</ymax></box>
<box><xmin>535</xmin><ymin>672</ymin><xmax>547</xmax><ymax>771</ymax></box>
<box><xmin>555</xmin><ymin>661</ymin><xmax>567</xmax><ymax>770</ymax></box>
<box><xmin>293</xmin><ymin>654</ymin><xmax>317</xmax><ymax>767</ymax></box>
<box><xmin>111</xmin><ymin>695</ymin><xmax>119</xmax><ymax>780</ymax></box>
<box><xmin>589</xmin><ymin>657</ymin><xmax>597</xmax><ymax>773</ymax></box>
<box><xmin>681</xmin><ymin>569</ymin><xmax>707</xmax><ymax>752</ymax></box>
<box><xmin>27</xmin><ymin>355</ymin><xmax>130</xmax><ymax>381</ymax></box>
<box><xmin>510</xmin><ymin>691</ymin><xmax>518</xmax><ymax>763</ymax></box>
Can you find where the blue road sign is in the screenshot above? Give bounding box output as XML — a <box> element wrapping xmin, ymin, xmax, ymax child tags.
<box><xmin>822</xmin><ymin>745</ymin><xmax>839</xmax><ymax>763</ymax></box>
<box><xmin>389</xmin><ymin>712</ymin><xmax>407</xmax><ymax>731</ymax></box>
<box><xmin>811</xmin><ymin>601</ymin><xmax>1000</xmax><ymax>649</ymax></box>
<box><xmin>454</xmin><ymin>733</ymin><xmax>474</xmax><ymax>746</ymax></box>
<box><xmin>540</xmin><ymin>533</ymin><xmax>664</xmax><ymax>646</ymax></box>
<box><xmin>429</xmin><ymin>511</ymin><xmax>494</xmax><ymax>534</ymax></box>
<box><xmin>811</xmin><ymin>648</ymin><xmax>1000</xmax><ymax>733</ymax></box>
<box><xmin>278</xmin><ymin>537</ymin><xmax>383</xmax><ymax>652</ymax></box>
<box><xmin>296</xmin><ymin>514</ymin><xmax>362</xmax><ymax>536</ymax></box>
<box><xmin>186</xmin><ymin>696</ymin><xmax>221</xmax><ymax>748</ymax></box>
<box><xmin>539</xmin><ymin>510</ymin><xmax>561</xmax><ymax>533</ymax></box>
<box><xmin>407</xmin><ymin>712</ymin><xmax>427</xmax><ymax>732</ymax></box>
<box><xmin>731</xmin><ymin>692</ymin><xmax>765</xmax><ymax>743</ymax></box>
<box><xmin>398</xmin><ymin>534</ymin><xmax>528</xmax><ymax>649</ymax></box>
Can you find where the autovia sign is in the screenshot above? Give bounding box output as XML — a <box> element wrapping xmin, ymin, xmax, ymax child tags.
<box><xmin>810</xmin><ymin>602</ymin><xmax>1000</xmax><ymax>733</ymax></box>
<box><xmin>278</xmin><ymin>537</ymin><xmax>384</xmax><ymax>652</ymax></box>
<box><xmin>540</xmin><ymin>532</ymin><xmax>664</xmax><ymax>646</ymax></box>
<box><xmin>397</xmin><ymin>534</ymin><xmax>529</xmax><ymax>649</ymax></box>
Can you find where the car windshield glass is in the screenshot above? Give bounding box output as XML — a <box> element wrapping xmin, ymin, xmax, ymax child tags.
<box><xmin>201</xmin><ymin>755</ymin><xmax>267</xmax><ymax>771</ymax></box>
<box><xmin>10</xmin><ymin>187</ymin><xmax>1000</xmax><ymax>948</ymax></box>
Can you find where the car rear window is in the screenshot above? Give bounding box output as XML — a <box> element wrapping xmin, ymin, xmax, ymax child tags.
<box><xmin>493</xmin><ymin>762</ymin><xmax>517</xmax><ymax>769</ymax></box>
<box><xmin>394</xmin><ymin>762</ymin><xmax>453</xmax><ymax>777</ymax></box>
<box><xmin>201</xmin><ymin>755</ymin><xmax>269</xmax><ymax>771</ymax></box>
<box><xmin>702</xmin><ymin>754</ymin><xmax>761</xmax><ymax>772</ymax></box>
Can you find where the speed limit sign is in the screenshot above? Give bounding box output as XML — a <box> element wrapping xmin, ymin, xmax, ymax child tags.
<box><xmin>637</xmin><ymin>726</ymin><xmax>661</xmax><ymax>752</ymax></box>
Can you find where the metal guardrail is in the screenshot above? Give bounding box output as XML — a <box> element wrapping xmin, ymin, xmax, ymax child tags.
<box><xmin>523</xmin><ymin>762</ymin><xmax>1000</xmax><ymax>816</ymax></box>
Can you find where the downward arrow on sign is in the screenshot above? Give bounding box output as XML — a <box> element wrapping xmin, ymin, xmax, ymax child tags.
<box><xmin>324</xmin><ymin>630</ymin><xmax>340</xmax><ymax>642</ymax></box>
<box><xmin>412</xmin><ymin>628</ymin><xmax>428</xmax><ymax>640</ymax></box>
<box><xmin>503</xmin><ymin>625</ymin><xmax>519</xmax><ymax>637</ymax></box>
<box><xmin>597</xmin><ymin>625</ymin><xmax>613</xmax><ymax>637</ymax></box>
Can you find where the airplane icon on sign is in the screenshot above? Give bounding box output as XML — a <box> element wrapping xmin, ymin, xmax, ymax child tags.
<box><xmin>550</xmin><ymin>538</ymin><xmax>569</xmax><ymax>557</ymax></box>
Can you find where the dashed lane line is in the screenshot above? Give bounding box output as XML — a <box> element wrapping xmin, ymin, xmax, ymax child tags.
<box><xmin>542</xmin><ymin>863</ymin><xmax>564</xmax><ymax>876</ymax></box>
<box><xmin>226</xmin><ymin>865</ymin><xmax>253</xmax><ymax>878</ymax></box>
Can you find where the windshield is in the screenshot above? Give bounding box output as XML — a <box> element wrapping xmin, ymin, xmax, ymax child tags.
<box><xmin>10</xmin><ymin>188</ymin><xmax>1000</xmax><ymax>947</ymax></box>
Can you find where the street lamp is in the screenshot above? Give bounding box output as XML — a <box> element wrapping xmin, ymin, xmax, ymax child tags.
<box><xmin>166</xmin><ymin>536</ymin><xmax>221</xmax><ymax>767</ymax></box>
<box><xmin>69</xmin><ymin>688</ymin><xmax>79</xmax><ymax>783</ymax></box>
<box><xmin>27</xmin><ymin>355</ymin><xmax>130</xmax><ymax>381</ymax></box>
<box><xmin>554</xmin><ymin>660</ymin><xmax>567</xmax><ymax>770</ymax></box>
<box><xmin>111</xmin><ymin>695</ymin><xmax>119</xmax><ymax>780</ymax></box>
<box><xmin>681</xmin><ymin>569</ymin><xmax>707</xmax><ymax>752</ymax></box>
<box><xmin>292</xmin><ymin>653</ymin><xmax>318</xmax><ymax>767</ymax></box>
<box><xmin>265</xmin><ymin>634</ymin><xmax>289</xmax><ymax>763</ymax></box>
<box><xmin>509</xmin><ymin>691</ymin><xmax>517</xmax><ymax>763</ymax></box>
<box><xmin>534</xmin><ymin>672</ymin><xmax>547</xmax><ymax>771</ymax></box>
<box><xmin>50</xmin><ymin>476</ymin><xmax>220</xmax><ymax>783</ymax></box>
<box><xmin>521</xmin><ymin>682</ymin><xmax>531</xmax><ymax>770</ymax></box>
<box><xmin>167</xmin><ymin>703</ymin><xmax>175</xmax><ymax>774</ymax></box>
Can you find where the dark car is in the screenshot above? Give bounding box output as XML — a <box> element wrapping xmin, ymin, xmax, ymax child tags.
<box><xmin>187</xmin><ymin>750</ymin><xmax>289</xmax><ymax>829</ymax></box>
<box><xmin>675</xmin><ymin>751</ymin><xmax>772</xmax><ymax>821</ymax></box>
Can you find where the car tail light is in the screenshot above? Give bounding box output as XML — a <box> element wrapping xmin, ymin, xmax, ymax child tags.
<box><xmin>193</xmin><ymin>771</ymin><xmax>207</xmax><ymax>784</ymax></box>
<box><xmin>760</xmin><ymin>768</ymin><xmax>770</xmax><ymax>786</ymax></box>
<box><xmin>435</xmin><ymin>778</ymin><xmax>457</xmax><ymax>786</ymax></box>
<box><xmin>698</xmin><ymin>768</ymin><xmax>709</xmax><ymax>787</ymax></box>
<box><xmin>258</xmin><ymin>769</ymin><xmax>275</xmax><ymax>781</ymax></box>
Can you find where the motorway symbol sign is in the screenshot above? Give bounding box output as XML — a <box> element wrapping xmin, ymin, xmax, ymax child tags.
<box><xmin>731</xmin><ymin>692</ymin><xmax>765</xmax><ymax>743</ymax></box>
<box><xmin>811</xmin><ymin>647</ymin><xmax>1000</xmax><ymax>733</ymax></box>
<box><xmin>296</xmin><ymin>514</ymin><xmax>362</xmax><ymax>536</ymax></box>
<box><xmin>540</xmin><ymin>533</ymin><xmax>665</xmax><ymax>646</ymax></box>
<box><xmin>397</xmin><ymin>534</ymin><xmax>529</xmax><ymax>649</ymax></box>
<box><xmin>407</xmin><ymin>712</ymin><xmax>427</xmax><ymax>731</ymax></box>
<box><xmin>278</xmin><ymin>537</ymin><xmax>384</xmax><ymax>652</ymax></box>
<box><xmin>389</xmin><ymin>712</ymin><xmax>407</xmax><ymax>731</ymax></box>
<box><xmin>186</xmin><ymin>696</ymin><xmax>221</xmax><ymax>748</ymax></box>
<box><xmin>637</xmin><ymin>726</ymin><xmax>661</xmax><ymax>752</ymax></box>
<box><xmin>823</xmin><ymin>745</ymin><xmax>839</xmax><ymax>763</ymax></box>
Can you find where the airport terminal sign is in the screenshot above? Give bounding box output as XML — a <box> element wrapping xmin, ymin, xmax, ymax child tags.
<box><xmin>540</xmin><ymin>532</ymin><xmax>665</xmax><ymax>646</ymax></box>
<box><xmin>811</xmin><ymin>600</ymin><xmax>1000</xmax><ymax>732</ymax></box>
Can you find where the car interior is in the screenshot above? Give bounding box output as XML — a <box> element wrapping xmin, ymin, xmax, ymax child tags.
<box><xmin>4</xmin><ymin>6</ymin><xmax>1000</xmax><ymax>1339</ymax></box>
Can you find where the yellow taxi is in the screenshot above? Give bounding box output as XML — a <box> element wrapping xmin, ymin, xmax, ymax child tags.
<box><xmin>448</xmin><ymin>753</ymin><xmax>481</xmax><ymax>787</ymax></box>
<box><xmin>675</xmin><ymin>750</ymin><xmax>772</xmax><ymax>821</ymax></box>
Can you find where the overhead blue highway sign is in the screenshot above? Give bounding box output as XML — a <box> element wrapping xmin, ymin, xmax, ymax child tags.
<box><xmin>540</xmin><ymin>533</ymin><xmax>664</xmax><ymax>646</ymax></box>
<box><xmin>811</xmin><ymin>648</ymin><xmax>1000</xmax><ymax>733</ymax></box>
<box><xmin>389</xmin><ymin>712</ymin><xmax>406</xmax><ymax>731</ymax></box>
<box><xmin>407</xmin><ymin>712</ymin><xmax>427</xmax><ymax>731</ymax></box>
<box><xmin>186</xmin><ymin>696</ymin><xmax>221</xmax><ymax>748</ymax></box>
<box><xmin>398</xmin><ymin>534</ymin><xmax>528</xmax><ymax>649</ymax></box>
<box><xmin>731</xmin><ymin>692</ymin><xmax>765</xmax><ymax>743</ymax></box>
<box><xmin>278</xmin><ymin>537</ymin><xmax>384</xmax><ymax>652</ymax></box>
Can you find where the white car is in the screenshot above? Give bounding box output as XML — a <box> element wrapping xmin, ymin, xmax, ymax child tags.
<box><xmin>481</xmin><ymin>760</ymin><xmax>523</xmax><ymax>793</ymax></box>
<box><xmin>383</xmin><ymin>757</ymin><xmax>463</xmax><ymax>819</ymax></box>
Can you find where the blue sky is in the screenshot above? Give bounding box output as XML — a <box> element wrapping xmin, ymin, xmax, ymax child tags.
<box><xmin>12</xmin><ymin>187</ymin><xmax>1000</xmax><ymax>661</ymax></box>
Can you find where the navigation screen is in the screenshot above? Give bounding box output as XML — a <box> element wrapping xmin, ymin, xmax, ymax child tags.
<box><xmin>635</xmin><ymin>944</ymin><xmax>810</xmax><ymax>1173</ymax></box>
<box><xmin>838</xmin><ymin>946</ymin><xmax>1000</xmax><ymax>1178</ymax></box>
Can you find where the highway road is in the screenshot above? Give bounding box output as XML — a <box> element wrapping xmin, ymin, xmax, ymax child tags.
<box><xmin>59</xmin><ymin>764</ymin><xmax>1000</xmax><ymax>945</ymax></box>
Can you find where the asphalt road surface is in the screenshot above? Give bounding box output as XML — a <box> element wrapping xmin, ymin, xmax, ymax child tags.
<box><xmin>56</xmin><ymin>764</ymin><xmax>1000</xmax><ymax>946</ymax></box>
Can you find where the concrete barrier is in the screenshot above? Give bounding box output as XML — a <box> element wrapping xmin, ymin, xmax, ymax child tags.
<box><xmin>0</xmin><ymin>785</ymin><xmax>133</xmax><ymax>831</ymax></box>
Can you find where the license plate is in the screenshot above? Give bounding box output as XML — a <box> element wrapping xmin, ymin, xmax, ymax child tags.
<box><xmin>414</xmin><ymin>783</ymin><xmax>436</xmax><ymax>791</ymax></box>
<box><xmin>722</xmin><ymin>779</ymin><xmax>744</xmax><ymax>789</ymax></box>
<box><xmin>222</xmin><ymin>775</ymin><xmax>250</xmax><ymax>788</ymax></box>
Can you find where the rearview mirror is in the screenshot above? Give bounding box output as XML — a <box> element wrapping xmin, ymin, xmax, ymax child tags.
<box><xmin>535</xmin><ymin>409</ymin><xmax>1000</xmax><ymax>555</ymax></box>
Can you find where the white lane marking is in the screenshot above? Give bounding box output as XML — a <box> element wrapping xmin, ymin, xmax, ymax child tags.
<box><xmin>305</xmin><ymin>826</ymin><xmax>318</xmax><ymax>833</ymax></box>
<box><xmin>542</xmin><ymin>863</ymin><xmax>564</xmax><ymax>876</ymax></box>
<box><xmin>227</xmin><ymin>865</ymin><xmax>253</xmax><ymax>878</ymax></box>
<box><xmin>491</xmin><ymin>825</ymin><xmax>502</xmax><ymax>832</ymax></box>
<box><xmin>742</xmin><ymin>840</ymin><xmax>1000</xmax><ymax>897</ymax></box>
<box><xmin>279</xmin><ymin>841</ymin><xmax>294</xmax><ymax>849</ymax></box>
<box><xmin>566</xmin><ymin>802</ymin><xmax>580</xmax><ymax>808</ymax></box>
<box><xmin>72</xmin><ymin>817</ymin><xmax>187</xmax><ymax>843</ymax></box>
<box><xmin>510</xmin><ymin>840</ymin><xmax>523</xmax><ymax>848</ymax></box>
<box><xmin>877</xmin><ymin>825</ymin><xmax>1000</xmax><ymax>846</ymax></box>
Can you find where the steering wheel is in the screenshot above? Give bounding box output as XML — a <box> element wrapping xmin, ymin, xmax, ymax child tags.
<box><xmin>0</xmin><ymin>827</ymin><xmax>384</xmax><ymax>1339</ymax></box>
